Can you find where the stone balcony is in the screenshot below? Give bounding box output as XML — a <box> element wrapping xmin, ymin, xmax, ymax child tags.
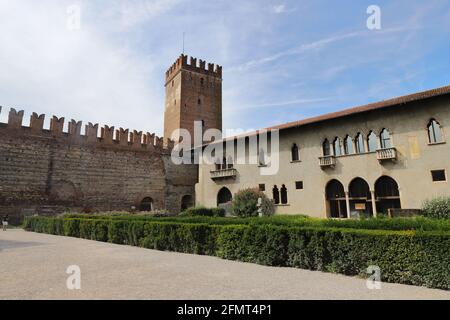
<box><xmin>376</xmin><ymin>147</ymin><xmax>397</xmax><ymax>162</ymax></box>
<box><xmin>210</xmin><ymin>168</ymin><xmax>237</xmax><ymax>180</ymax></box>
<box><xmin>319</xmin><ymin>155</ymin><xmax>336</xmax><ymax>168</ymax></box>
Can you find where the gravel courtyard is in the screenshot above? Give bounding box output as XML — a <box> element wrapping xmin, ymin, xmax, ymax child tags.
<box><xmin>0</xmin><ymin>229</ymin><xmax>449</xmax><ymax>300</ymax></box>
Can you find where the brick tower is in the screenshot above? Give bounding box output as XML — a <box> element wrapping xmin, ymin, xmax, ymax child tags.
<box><xmin>164</xmin><ymin>54</ymin><xmax>222</xmax><ymax>146</ymax></box>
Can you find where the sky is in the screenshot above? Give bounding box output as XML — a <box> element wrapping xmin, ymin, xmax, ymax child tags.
<box><xmin>0</xmin><ymin>0</ymin><xmax>449</xmax><ymax>137</ymax></box>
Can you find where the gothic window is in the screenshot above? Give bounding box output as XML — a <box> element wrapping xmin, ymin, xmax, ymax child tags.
<box><xmin>258</xmin><ymin>148</ymin><xmax>266</xmax><ymax>166</ymax></box>
<box><xmin>291</xmin><ymin>143</ymin><xmax>299</xmax><ymax>161</ymax></box>
<box><xmin>273</xmin><ymin>185</ymin><xmax>280</xmax><ymax>204</ymax></box>
<box><xmin>280</xmin><ymin>185</ymin><xmax>288</xmax><ymax>204</ymax></box>
<box><xmin>380</xmin><ymin>128</ymin><xmax>392</xmax><ymax>149</ymax></box>
<box><xmin>428</xmin><ymin>119</ymin><xmax>443</xmax><ymax>144</ymax></box>
<box><xmin>344</xmin><ymin>135</ymin><xmax>354</xmax><ymax>155</ymax></box>
<box><xmin>367</xmin><ymin>131</ymin><xmax>377</xmax><ymax>152</ymax></box>
<box><xmin>322</xmin><ymin>139</ymin><xmax>331</xmax><ymax>156</ymax></box>
<box><xmin>355</xmin><ymin>133</ymin><xmax>365</xmax><ymax>154</ymax></box>
<box><xmin>333</xmin><ymin>137</ymin><xmax>342</xmax><ymax>156</ymax></box>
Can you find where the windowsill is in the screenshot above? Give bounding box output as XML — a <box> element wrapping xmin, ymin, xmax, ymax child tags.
<box><xmin>290</xmin><ymin>160</ymin><xmax>302</xmax><ymax>163</ymax></box>
<box><xmin>275</xmin><ymin>203</ymin><xmax>290</xmax><ymax>206</ymax></box>
<box><xmin>258</xmin><ymin>164</ymin><xmax>268</xmax><ymax>167</ymax></box>
<box><xmin>428</xmin><ymin>141</ymin><xmax>446</xmax><ymax>146</ymax></box>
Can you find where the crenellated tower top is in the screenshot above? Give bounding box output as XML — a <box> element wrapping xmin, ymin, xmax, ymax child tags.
<box><xmin>165</xmin><ymin>54</ymin><xmax>222</xmax><ymax>85</ymax></box>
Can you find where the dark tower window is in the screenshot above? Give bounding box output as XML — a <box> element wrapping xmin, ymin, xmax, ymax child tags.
<box><xmin>291</xmin><ymin>143</ymin><xmax>299</xmax><ymax>161</ymax></box>
<box><xmin>200</xmin><ymin>78</ymin><xmax>204</xmax><ymax>86</ymax></box>
<box><xmin>280</xmin><ymin>185</ymin><xmax>288</xmax><ymax>204</ymax></box>
<box><xmin>273</xmin><ymin>185</ymin><xmax>280</xmax><ymax>204</ymax></box>
<box><xmin>198</xmin><ymin>98</ymin><xmax>201</xmax><ymax>105</ymax></box>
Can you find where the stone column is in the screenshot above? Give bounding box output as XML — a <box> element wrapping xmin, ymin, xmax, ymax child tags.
<box><xmin>345</xmin><ymin>191</ymin><xmax>351</xmax><ymax>219</ymax></box>
<box><xmin>371</xmin><ymin>190</ymin><xmax>377</xmax><ymax>217</ymax></box>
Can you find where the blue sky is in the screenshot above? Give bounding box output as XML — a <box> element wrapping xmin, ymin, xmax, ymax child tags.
<box><xmin>0</xmin><ymin>0</ymin><xmax>449</xmax><ymax>136</ymax></box>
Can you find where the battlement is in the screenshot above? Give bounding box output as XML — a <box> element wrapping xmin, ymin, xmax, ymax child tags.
<box><xmin>165</xmin><ymin>54</ymin><xmax>222</xmax><ymax>83</ymax></box>
<box><xmin>0</xmin><ymin>106</ymin><xmax>175</xmax><ymax>153</ymax></box>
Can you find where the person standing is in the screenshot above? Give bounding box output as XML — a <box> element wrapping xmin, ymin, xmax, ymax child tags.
<box><xmin>2</xmin><ymin>215</ymin><xmax>9</xmax><ymax>231</ymax></box>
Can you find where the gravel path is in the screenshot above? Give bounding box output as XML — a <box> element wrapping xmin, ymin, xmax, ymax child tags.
<box><xmin>0</xmin><ymin>229</ymin><xmax>449</xmax><ymax>300</ymax></box>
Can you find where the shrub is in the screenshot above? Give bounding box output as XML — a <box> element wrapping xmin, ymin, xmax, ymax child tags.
<box><xmin>181</xmin><ymin>206</ymin><xmax>225</xmax><ymax>217</ymax></box>
<box><xmin>231</xmin><ymin>188</ymin><xmax>275</xmax><ymax>217</ymax></box>
<box><xmin>24</xmin><ymin>216</ymin><xmax>450</xmax><ymax>290</ymax></box>
<box><xmin>422</xmin><ymin>197</ymin><xmax>450</xmax><ymax>219</ymax></box>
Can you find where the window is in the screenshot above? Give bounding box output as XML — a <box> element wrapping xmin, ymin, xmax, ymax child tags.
<box><xmin>171</xmin><ymin>80</ymin><xmax>174</xmax><ymax>87</ymax></box>
<box><xmin>344</xmin><ymin>135</ymin><xmax>354</xmax><ymax>155</ymax></box>
<box><xmin>280</xmin><ymin>185</ymin><xmax>288</xmax><ymax>204</ymax></box>
<box><xmin>259</xmin><ymin>184</ymin><xmax>266</xmax><ymax>192</ymax></box>
<box><xmin>200</xmin><ymin>78</ymin><xmax>204</xmax><ymax>86</ymax></box>
<box><xmin>198</xmin><ymin>98</ymin><xmax>201</xmax><ymax>105</ymax></box>
<box><xmin>333</xmin><ymin>137</ymin><xmax>342</xmax><ymax>156</ymax></box>
<box><xmin>367</xmin><ymin>131</ymin><xmax>377</xmax><ymax>152</ymax></box>
<box><xmin>355</xmin><ymin>133</ymin><xmax>365</xmax><ymax>154</ymax></box>
<box><xmin>227</xmin><ymin>156</ymin><xmax>234</xmax><ymax>169</ymax></box>
<box><xmin>431</xmin><ymin>170</ymin><xmax>446</xmax><ymax>182</ymax></box>
<box><xmin>380</xmin><ymin>128</ymin><xmax>392</xmax><ymax>149</ymax></box>
<box><xmin>322</xmin><ymin>139</ymin><xmax>331</xmax><ymax>156</ymax></box>
<box><xmin>291</xmin><ymin>143</ymin><xmax>299</xmax><ymax>161</ymax></box>
<box><xmin>295</xmin><ymin>181</ymin><xmax>303</xmax><ymax>190</ymax></box>
<box><xmin>273</xmin><ymin>185</ymin><xmax>280</xmax><ymax>204</ymax></box>
<box><xmin>428</xmin><ymin>119</ymin><xmax>443</xmax><ymax>144</ymax></box>
<box><xmin>258</xmin><ymin>148</ymin><xmax>266</xmax><ymax>166</ymax></box>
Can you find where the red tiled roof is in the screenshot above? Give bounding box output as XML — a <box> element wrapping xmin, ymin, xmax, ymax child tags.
<box><xmin>265</xmin><ymin>84</ymin><xmax>450</xmax><ymax>132</ymax></box>
<box><xmin>199</xmin><ymin>84</ymin><xmax>450</xmax><ymax>147</ymax></box>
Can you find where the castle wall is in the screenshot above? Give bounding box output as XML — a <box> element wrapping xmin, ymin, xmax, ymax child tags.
<box><xmin>0</xmin><ymin>107</ymin><xmax>194</xmax><ymax>224</ymax></box>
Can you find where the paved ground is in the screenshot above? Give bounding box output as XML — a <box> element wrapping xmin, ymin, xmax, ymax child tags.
<box><xmin>0</xmin><ymin>229</ymin><xmax>449</xmax><ymax>300</ymax></box>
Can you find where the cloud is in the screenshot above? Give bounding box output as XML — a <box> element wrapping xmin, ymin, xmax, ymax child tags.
<box><xmin>272</xmin><ymin>4</ymin><xmax>286</xmax><ymax>14</ymax></box>
<box><xmin>0</xmin><ymin>0</ymin><xmax>167</xmax><ymax>134</ymax></box>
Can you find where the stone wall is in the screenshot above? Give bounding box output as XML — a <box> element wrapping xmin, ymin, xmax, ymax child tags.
<box><xmin>0</xmin><ymin>107</ymin><xmax>196</xmax><ymax>224</ymax></box>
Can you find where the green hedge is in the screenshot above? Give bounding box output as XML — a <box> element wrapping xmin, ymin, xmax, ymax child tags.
<box><xmin>423</xmin><ymin>196</ymin><xmax>450</xmax><ymax>219</ymax></box>
<box><xmin>23</xmin><ymin>216</ymin><xmax>450</xmax><ymax>290</ymax></box>
<box><xmin>53</xmin><ymin>214</ymin><xmax>450</xmax><ymax>231</ymax></box>
<box><xmin>180</xmin><ymin>206</ymin><xmax>226</xmax><ymax>217</ymax></box>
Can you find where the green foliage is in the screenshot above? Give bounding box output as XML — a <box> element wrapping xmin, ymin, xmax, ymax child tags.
<box><xmin>180</xmin><ymin>206</ymin><xmax>225</xmax><ymax>217</ymax></box>
<box><xmin>231</xmin><ymin>188</ymin><xmax>275</xmax><ymax>217</ymax></box>
<box><xmin>422</xmin><ymin>197</ymin><xmax>450</xmax><ymax>219</ymax></box>
<box><xmin>24</xmin><ymin>215</ymin><xmax>450</xmax><ymax>290</ymax></box>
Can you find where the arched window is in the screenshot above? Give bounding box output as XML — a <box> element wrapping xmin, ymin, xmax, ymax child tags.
<box><xmin>367</xmin><ymin>131</ymin><xmax>377</xmax><ymax>152</ymax></box>
<box><xmin>333</xmin><ymin>137</ymin><xmax>342</xmax><ymax>156</ymax></box>
<box><xmin>139</xmin><ymin>197</ymin><xmax>153</xmax><ymax>212</ymax></box>
<box><xmin>217</xmin><ymin>187</ymin><xmax>232</xmax><ymax>205</ymax></box>
<box><xmin>181</xmin><ymin>195</ymin><xmax>193</xmax><ymax>211</ymax></box>
<box><xmin>291</xmin><ymin>143</ymin><xmax>299</xmax><ymax>161</ymax></box>
<box><xmin>355</xmin><ymin>133</ymin><xmax>365</xmax><ymax>154</ymax></box>
<box><xmin>380</xmin><ymin>128</ymin><xmax>392</xmax><ymax>149</ymax></box>
<box><xmin>375</xmin><ymin>176</ymin><xmax>401</xmax><ymax>213</ymax></box>
<box><xmin>273</xmin><ymin>185</ymin><xmax>280</xmax><ymax>204</ymax></box>
<box><xmin>258</xmin><ymin>148</ymin><xmax>266</xmax><ymax>166</ymax></box>
<box><xmin>428</xmin><ymin>119</ymin><xmax>443</xmax><ymax>143</ymax></box>
<box><xmin>322</xmin><ymin>139</ymin><xmax>331</xmax><ymax>156</ymax></box>
<box><xmin>349</xmin><ymin>178</ymin><xmax>371</xmax><ymax>199</ymax></box>
<box><xmin>344</xmin><ymin>135</ymin><xmax>354</xmax><ymax>155</ymax></box>
<box><xmin>280</xmin><ymin>184</ymin><xmax>288</xmax><ymax>204</ymax></box>
<box><xmin>325</xmin><ymin>179</ymin><xmax>347</xmax><ymax>218</ymax></box>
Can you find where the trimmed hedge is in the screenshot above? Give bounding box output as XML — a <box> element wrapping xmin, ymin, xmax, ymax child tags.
<box><xmin>53</xmin><ymin>214</ymin><xmax>450</xmax><ymax>232</ymax></box>
<box><xmin>180</xmin><ymin>206</ymin><xmax>226</xmax><ymax>217</ymax></box>
<box><xmin>23</xmin><ymin>216</ymin><xmax>450</xmax><ymax>290</ymax></box>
